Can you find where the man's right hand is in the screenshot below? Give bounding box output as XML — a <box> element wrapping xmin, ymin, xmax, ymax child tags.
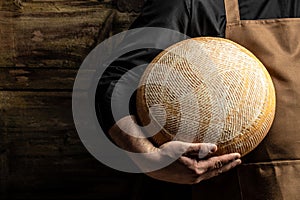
<box><xmin>146</xmin><ymin>141</ymin><xmax>241</xmax><ymax>184</ymax></box>
<box><xmin>108</xmin><ymin>115</ymin><xmax>241</xmax><ymax>185</ymax></box>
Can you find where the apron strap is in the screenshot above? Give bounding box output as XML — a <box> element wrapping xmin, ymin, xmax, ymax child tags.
<box><xmin>224</xmin><ymin>0</ymin><xmax>241</xmax><ymax>24</ymax></box>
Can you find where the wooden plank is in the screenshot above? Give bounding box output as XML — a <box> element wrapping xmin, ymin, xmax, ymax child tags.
<box><xmin>0</xmin><ymin>149</ymin><xmax>9</xmax><ymax>199</ymax></box>
<box><xmin>1</xmin><ymin>91</ymin><xmax>83</xmax><ymax>157</ymax></box>
<box><xmin>0</xmin><ymin>90</ymin><xmax>131</xmax><ymax>168</ymax></box>
<box><xmin>0</xmin><ymin>89</ymin><xmax>9</xmax><ymax>198</ymax></box>
<box><xmin>6</xmin><ymin>172</ymin><xmax>138</xmax><ymax>200</ymax></box>
<box><xmin>1</xmin><ymin>91</ymin><xmax>73</xmax><ymax>130</ymax></box>
<box><xmin>1</xmin><ymin>91</ymin><xmax>99</xmax><ymax>158</ymax></box>
<box><xmin>0</xmin><ymin>68</ymin><xmax>77</xmax><ymax>90</ymax></box>
<box><xmin>0</xmin><ymin>1</ymin><xmax>115</xmax><ymax>68</ymax></box>
<box><xmin>1</xmin><ymin>90</ymin><xmax>139</xmax><ymax>199</ymax></box>
<box><xmin>6</xmin><ymin>157</ymin><xmax>138</xmax><ymax>199</ymax></box>
<box><xmin>0</xmin><ymin>1</ymin><xmax>141</xmax><ymax>198</ymax></box>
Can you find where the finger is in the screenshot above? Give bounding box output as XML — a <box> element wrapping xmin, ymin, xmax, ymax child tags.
<box><xmin>198</xmin><ymin>153</ymin><xmax>241</xmax><ymax>171</ymax></box>
<box><xmin>179</xmin><ymin>156</ymin><xmax>212</xmax><ymax>176</ymax></box>
<box><xmin>183</xmin><ymin>143</ymin><xmax>217</xmax><ymax>158</ymax></box>
<box><xmin>179</xmin><ymin>155</ymin><xmax>195</xmax><ymax>167</ymax></box>
<box><xmin>201</xmin><ymin>159</ymin><xmax>242</xmax><ymax>181</ymax></box>
<box><xmin>161</xmin><ymin>141</ymin><xmax>217</xmax><ymax>158</ymax></box>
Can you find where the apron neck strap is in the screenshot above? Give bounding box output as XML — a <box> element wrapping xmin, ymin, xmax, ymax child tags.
<box><xmin>224</xmin><ymin>0</ymin><xmax>241</xmax><ymax>24</ymax></box>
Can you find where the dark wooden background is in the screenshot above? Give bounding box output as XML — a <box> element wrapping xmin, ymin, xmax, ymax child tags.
<box><xmin>0</xmin><ymin>0</ymin><xmax>146</xmax><ymax>199</ymax></box>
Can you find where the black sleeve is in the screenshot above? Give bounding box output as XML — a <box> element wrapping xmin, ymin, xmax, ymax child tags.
<box><xmin>95</xmin><ymin>0</ymin><xmax>192</xmax><ymax>134</ymax></box>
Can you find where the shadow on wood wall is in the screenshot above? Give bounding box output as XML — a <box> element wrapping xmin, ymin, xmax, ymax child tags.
<box><xmin>0</xmin><ymin>0</ymin><xmax>146</xmax><ymax>199</ymax></box>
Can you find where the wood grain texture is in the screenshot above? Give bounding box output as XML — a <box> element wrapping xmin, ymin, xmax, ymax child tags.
<box><xmin>0</xmin><ymin>0</ymin><xmax>140</xmax><ymax>199</ymax></box>
<box><xmin>0</xmin><ymin>68</ymin><xmax>77</xmax><ymax>90</ymax></box>
<box><xmin>0</xmin><ymin>0</ymin><xmax>115</xmax><ymax>68</ymax></box>
<box><xmin>0</xmin><ymin>91</ymin><xmax>140</xmax><ymax>199</ymax></box>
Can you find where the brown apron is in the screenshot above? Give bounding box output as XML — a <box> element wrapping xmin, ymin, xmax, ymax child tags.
<box><xmin>193</xmin><ymin>0</ymin><xmax>300</xmax><ymax>199</ymax></box>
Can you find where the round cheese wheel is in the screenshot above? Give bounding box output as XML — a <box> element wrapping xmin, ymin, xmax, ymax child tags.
<box><xmin>136</xmin><ymin>37</ymin><xmax>276</xmax><ymax>157</ymax></box>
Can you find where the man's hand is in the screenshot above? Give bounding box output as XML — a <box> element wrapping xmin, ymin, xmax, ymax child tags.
<box><xmin>146</xmin><ymin>141</ymin><xmax>241</xmax><ymax>184</ymax></box>
<box><xmin>109</xmin><ymin>115</ymin><xmax>241</xmax><ymax>185</ymax></box>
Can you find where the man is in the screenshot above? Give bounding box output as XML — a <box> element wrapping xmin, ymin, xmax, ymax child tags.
<box><xmin>96</xmin><ymin>0</ymin><xmax>300</xmax><ymax>199</ymax></box>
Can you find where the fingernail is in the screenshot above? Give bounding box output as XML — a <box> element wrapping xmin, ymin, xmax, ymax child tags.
<box><xmin>236</xmin><ymin>159</ymin><xmax>242</xmax><ymax>165</ymax></box>
<box><xmin>209</xmin><ymin>144</ymin><xmax>217</xmax><ymax>153</ymax></box>
<box><xmin>198</xmin><ymin>144</ymin><xmax>217</xmax><ymax>159</ymax></box>
<box><xmin>235</xmin><ymin>153</ymin><xmax>241</xmax><ymax>159</ymax></box>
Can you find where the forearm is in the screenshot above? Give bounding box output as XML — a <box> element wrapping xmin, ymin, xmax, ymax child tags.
<box><xmin>107</xmin><ymin>116</ymin><xmax>241</xmax><ymax>184</ymax></box>
<box><xmin>108</xmin><ymin>115</ymin><xmax>157</xmax><ymax>153</ymax></box>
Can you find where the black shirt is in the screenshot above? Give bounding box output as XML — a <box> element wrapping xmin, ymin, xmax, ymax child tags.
<box><xmin>96</xmin><ymin>0</ymin><xmax>300</xmax><ymax>133</ymax></box>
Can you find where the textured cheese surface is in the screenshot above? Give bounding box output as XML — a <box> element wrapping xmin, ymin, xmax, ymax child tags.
<box><xmin>136</xmin><ymin>37</ymin><xmax>276</xmax><ymax>156</ymax></box>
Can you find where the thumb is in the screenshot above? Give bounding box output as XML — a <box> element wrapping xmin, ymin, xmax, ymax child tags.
<box><xmin>160</xmin><ymin>141</ymin><xmax>217</xmax><ymax>159</ymax></box>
